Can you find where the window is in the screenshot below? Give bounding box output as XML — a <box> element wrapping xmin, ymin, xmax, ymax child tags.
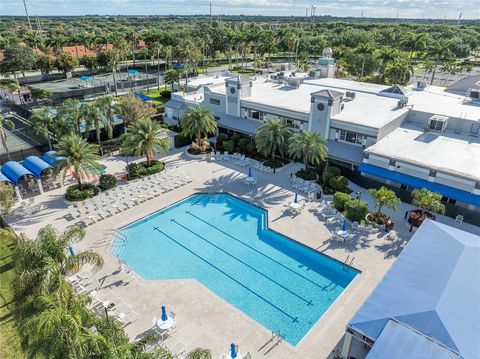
<box><xmin>471</xmin><ymin>123</ymin><xmax>480</xmax><ymax>135</ymax></box>
<box><xmin>209</xmin><ymin>98</ymin><xmax>220</xmax><ymax>105</ymax></box>
<box><xmin>338</xmin><ymin>129</ymin><xmax>367</xmax><ymax>145</ymax></box>
<box><xmin>317</xmin><ymin>103</ymin><xmax>325</xmax><ymax>111</ymax></box>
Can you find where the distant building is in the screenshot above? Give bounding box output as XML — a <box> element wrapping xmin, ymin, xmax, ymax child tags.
<box><xmin>165</xmin><ymin>70</ymin><xmax>480</xmax><ymax>215</ymax></box>
<box><xmin>59</xmin><ymin>45</ymin><xmax>96</xmax><ymax>58</ymax></box>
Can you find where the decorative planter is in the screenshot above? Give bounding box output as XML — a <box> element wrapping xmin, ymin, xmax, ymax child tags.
<box><xmin>184</xmin><ymin>147</ymin><xmax>213</xmax><ymax>159</ymax></box>
<box><xmin>263</xmin><ymin>160</ymin><xmax>293</xmax><ymax>173</ymax></box>
<box><xmin>407</xmin><ymin>209</ymin><xmax>436</xmax><ymax>228</ymax></box>
<box><xmin>366</xmin><ymin>212</ymin><xmax>390</xmax><ymax>227</ymax></box>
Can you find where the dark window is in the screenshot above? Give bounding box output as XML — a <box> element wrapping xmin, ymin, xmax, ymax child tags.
<box><xmin>471</xmin><ymin>123</ymin><xmax>480</xmax><ymax>135</ymax></box>
<box><xmin>209</xmin><ymin>98</ymin><xmax>220</xmax><ymax>105</ymax></box>
<box><xmin>317</xmin><ymin>103</ymin><xmax>325</xmax><ymax>111</ymax></box>
<box><xmin>230</xmin><ymin>87</ymin><xmax>236</xmax><ymax>94</ymax></box>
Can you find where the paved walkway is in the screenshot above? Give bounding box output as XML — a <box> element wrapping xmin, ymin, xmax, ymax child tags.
<box><xmin>6</xmin><ymin>148</ymin><xmax>479</xmax><ymax>359</ymax></box>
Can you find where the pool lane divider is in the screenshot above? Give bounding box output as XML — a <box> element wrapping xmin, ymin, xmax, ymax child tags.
<box><xmin>186</xmin><ymin>210</ymin><xmax>332</xmax><ymax>292</ymax></box>
<box><xmin>169</xmin><ymin>218</ymin><xmax>313</xmax><ymax>306</ymax></box>
<box><xmin>152</xmin><ymin>226</ymin><xmax>299</xmax><ymax>322</ymax></box>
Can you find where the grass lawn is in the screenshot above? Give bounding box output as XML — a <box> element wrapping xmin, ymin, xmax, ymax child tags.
<box><xmin>138</xmin><ymin>88</ymin><xmax>170</xmax><ymax>108</ymax></box>
<box><xmin>0</xmin><ymin>230</ymin><xmax>25</xmax><ymax>359</ymax></box>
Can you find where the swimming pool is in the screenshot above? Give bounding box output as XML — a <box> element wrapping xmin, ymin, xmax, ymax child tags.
<box><xmin>112</xmin><ymin>194</ymin><xmax>358</xmax><ymax>345</ymax></box>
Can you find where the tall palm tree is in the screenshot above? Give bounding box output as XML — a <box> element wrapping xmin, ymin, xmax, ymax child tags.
<box><xmin>55</xmin><ymin>134</ymin><xmax>102</xmax><ymax>190</ymax></box>
<box><xmin>59</xmin><ymin>98</ymin><xmax>82</xmax><ymax>135</ymax></box>
<box><xmin>29</xmin><ymin>107</ymin><xmax>54</xmax><ymax>150</ymax></box>
<box><xmin>122</xmin><ymin>118</ymin><xmax>169</xmax><ymax>167</ymax></box>
<box><xmin>0</xmin><ymin>114</ymin><xmax>15</xmax><ymax>160</ymax></box>
<box><xmin>411</xmin><ymin>188</ymin><xmax>446</xmax><ymax>216</ymax></box>
<box><xmin>255</xmin><ymin>119</ymin><xmax>292</xmax><ymax>160</ymax></box>
<box><xmin>400</xmin><ymin>32</ymin><xmax>427</xmax><ymax>65</ymax></box>
<box><xmin>355</xmin><ymin>42</ymin><xmax>375</xmax><ymax>79</ymax></box>
<box><xmin>181</xmin><ymin>106</ymin><xmax>217</xmax><ymax>151</ymax></box>
<box><xmin>383</xmin><ymin>58</ymin><xmax>414</xmax><ymax>85</ymax></box>
<box><xmin>288</xmin><ymin>131</ymin><xmax>327</xmax><ymax>171</ymax></box>
<box><xmin>80</xmin><ymin>102</ymin><xmax>111</xmax><ymax>150</ymax></box>
<box><xmin>14</xmin><ymin>225</ymin><xmax>103</xmax><ymax>296</ymax></box>
<box><xmin>427</xmin><ymin>40</ymin><xmax>452</xmax><ymax>85</ymax></box>
<box><xmin>164</xmin><ymin>69</ymin><xmax>180</xmax><ymax>91</ymax></box>
<box><xmin>95</xmin><ymin>95</ymin><xmax>117</xmax><ymax>131</ymax></box>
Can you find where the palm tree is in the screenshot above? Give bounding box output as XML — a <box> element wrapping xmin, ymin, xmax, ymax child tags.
<box><xmin>14</xmin><ymin>225</ymin><xmax>103</xmax><ymax>296</ymax></box>
<box><xmin>355</xmin><ymin>42</ymin><xmax>375</xmax><ymax>79</ymax></box>
<box><xmin>95</xmin><ymin>95</ymin><xmax>117</xmax><ymax>131</ymax></box>
<box><xmin>288</xmin><ymin>131</ymin><xmax>327</xmax><ymax>171</ymax></box>
<box><xmin>255</xmin><ymin>119</ymin><xmax>292</xmax><ymax>160</ymax></box>
<box><xmin>427</xmin><ymin>40</ymin><xmax>452</xmax><ymax>85</ymax></box>
<box><xmin>29</xmin><ymin>107</ymin><xmax>54</xmax><ymax>150</ymax></box>
<box><xmin>60</xmin><ymin>98</ymin><xmax>82</xmax><ymax>135</ymax></box>
<box><xmin>80</xmin><ymin>102</ymin><xmax>111</xmax><ymax>151</ymax></box>
<box><xmin>164</xmin><ymin>69</ymin><xmax>180</xmax><ymax>91</ymax></box>
<box><xmin>181</xmin><ymin>106</ymin><xmax>217</xmax><ymax>151</ymax></box>
<box><xmin>0</xmin><ymin>114</ymin><xmax>15</xmax><ymax>160</ymax></box>
<box><xmin>400</xmin><ymin>32</ymin><xmax>427</xmax><ymax>64</ymax></box>
<box><xmin>383</xmin><ymin>58</ymin><xmax>414</xmax><ymax>85</ymax></box>
<box><xmin>368</xmin><ymin>186</ymin><xmax>400</xmax><ymax>214</ymax></box>
<box><xmin>122</xmin><ymin>118</ymin><xmax>169</xmax><ymax>167</ymax></box>
<box><xmin>411</xmin><ymin>188</ymin><xmax>446</xmax><ymax>216</ymax></box>
<box><xmin>55</xmin><ymin>134</ymin><xmax>102</xmax><ymax>190</ymax></box>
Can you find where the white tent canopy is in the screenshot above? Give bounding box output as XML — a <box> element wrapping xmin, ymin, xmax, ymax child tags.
<box><xmin>349</xmin><ymin>220</ymin><xmax>480</xmax><ymax>359</ymax></box>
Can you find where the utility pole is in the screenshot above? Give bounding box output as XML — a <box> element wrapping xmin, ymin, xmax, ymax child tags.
<box><xmin>210</xmin><ymin>1</ymin><xmax>213</xmax><ymax>25</ymax></box>
<box><xmin>457</xmin><ymin>12</ymin><xmax>462</xmax><ymax>25</ymax></box>
<box><xmin>305</xmin><ymin>7</ymin><xmax>309</xmax><ymax>23</ymax></box>
<box><xmin>23</xmin><ymin>0</ymin><xmax>33</xmax><ymax>31</ymax></box>
<box><xmin>361</xmin><ymin>10</ymin><xmax>364</xmax><ymax>18</ymax></box>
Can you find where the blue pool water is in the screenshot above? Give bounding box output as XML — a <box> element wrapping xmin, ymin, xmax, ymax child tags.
<box><xmin>112</xmin><ymin>194</ymin><xmax>358</xmax><ymax>345</ymax></box>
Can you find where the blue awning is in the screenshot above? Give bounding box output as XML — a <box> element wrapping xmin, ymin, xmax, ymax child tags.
<box><xmin>80</xmin><ymin>75</ymin><xmax>93</xmax><ymax>81</ymax></box>
<box><xmin>22</xmin><ymin>156</ymin><xmax>52</xmax><ymax>178</ymax></box>
<box><xmin>0</xmin><ymin>172</ymin><xmax>12</xmax><ymax>184</ymax></box>
<box><xmin>1</xmin><ymin>161</ymin><xmax>36</xmax><ymax>184</ymax></box>
<box><xmin>359</xmin><ymin>163</ymin><xmax>480</xmax><ymax>207</ymax></box>
<box><xmin>134</xmin><ymin>93</ymin><xmax>152</xmax><ymax>102</ymax></box>
<box><xmin>42</xmin><ymin>151</ymin><xmax>60</xmax><ymax>165</ymax></box>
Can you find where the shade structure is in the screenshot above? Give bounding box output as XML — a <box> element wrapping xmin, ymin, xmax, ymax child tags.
<box><xmin>248</xmin><ymin>168</ymin><xmax>252</xmax><ymax>177</ymax></box>
<box><xmin>22</xmin><ymin>156</ymin><xmax>51</xmax><ymax>178</ymax></box>
<box><xmin>0</xmin><ymin>171</ymin><xmax>12</xmax><ymax>184</ymax></box>
<box><xmin>349</xmin><ymin>220</ymin><xmax>480</xmax><ymax>359</ymax></box>
<box><xmin>161</xmin><ymin>306</ymin><xmax>167</xmax><ymax>321</ymax></box>
<box><xmin>134</xmin><ymin>92</ymin><xmax>152</xmax><ymax>102</ymax></box>
<box><xmin>1</xmin><ymin>161</ymin><xmax>35</xmax><ymax>184</ymax></box>
<box><xmin>294</xmin><ymin>193</ymin><xmax>298</xmax><ymax>203</ymax></box>
<box><xmin>41</xmin><ymin>151</ymin><xmax>59</xmax><ymax>165</ymax></box>
<box><xmin>358</xmin><ymin>163</ymin><xmax>480</xmax><ymax>207</ymax></box>
<box><xmin>230</xmin><ymin>343</ymin><xmax>237</xmax><ymax>358</ymax></box>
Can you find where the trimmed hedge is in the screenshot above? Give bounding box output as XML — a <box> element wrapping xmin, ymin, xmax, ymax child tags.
<box><xmin>127</xmin><ymin>160</ymin><xmax>164</xmax><ymax>180</ymax></box>
<box><xmin>174</xmin><ymin>133</ymin><xmax>192</xmax><ymax>148</ymax></box>
<box><xmin>222</xmin><ymin>140</ymin><xmax>235</xmax><ymax>153</ymax></box>
<box><xmin>160</xmin><ymin>90</ymin><xmax>171</xmax><ymax>98</ymax></box>
<box><xmin>65</xmin><ymin>184</ymin><xmax>99</xmax><ymax>202</ymax></box>
<box><xmin>333</xmin><ymin>192</ymin><xmax>351</xmax><ymax>212</ymax></box>
<box><xmin>296</xmin><ymin>169</ymin><xmax>318</xmax><ymax>181</ymax></box>
<box><xmin>98</xmin><ymin>174</ymin><xmax>117</xmax><ymax>190</ymax></box>
<box><xmin>329</xmin><ymin>175</ymin><xmax>349</xmax><ymax>192</ymax></box>
<box><xmin>345</xmin><ymin>199</ymin><xmax>369</xmax><ymax>222</ymax></box>
<box><xmin>263</xmin><ymin>159</ymin><xmax>284</xmax><ymax>169</ymax></box>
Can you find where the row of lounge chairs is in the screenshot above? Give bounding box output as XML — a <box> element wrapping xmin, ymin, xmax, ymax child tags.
<box><xmin>67</xmin><ymin>171</ymin><xmax>192</xmax><ymax>226</ymax></box>
<box><xmin>290</xmin><ymin>176</ymin><xmax>320</xmax><ymax>196</ymax></box>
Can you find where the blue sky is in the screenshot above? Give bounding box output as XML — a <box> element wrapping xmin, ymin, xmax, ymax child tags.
<box><xmin>2</xmin><ymin>0</ymin><xmax>479</xmax><ymax>19</ymax></box>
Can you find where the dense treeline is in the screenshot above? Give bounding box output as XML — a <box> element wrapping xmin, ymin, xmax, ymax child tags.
<box><xmin>0</xmin><ymin>16</ymin><xmax>479</xmax><ymax>85</ymax></box>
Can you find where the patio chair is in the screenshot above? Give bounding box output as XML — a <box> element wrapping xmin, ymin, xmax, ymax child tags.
<box><xmin>242</xmin><ymin>352</ymin><xmax>252</xmax><ymax>359</ymax></box>
<box><xmin>169</xmin><ymin>310</ymin><xmax>176</xmax><ymax>319</ymax></box>
<box><xmin>28</xmin><ymin>182</ymin><xmax>40</xmax><ymax>195</ymax></box>
<box><xmin>455</xmin><ymin>215</ymin><xmax>464</xmax><ymax>223</ymax></box>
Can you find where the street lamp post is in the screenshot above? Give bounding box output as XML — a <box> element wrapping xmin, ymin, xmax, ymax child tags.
<box><xmin>356</xmin><ymin>191</ymin><xmax>362</xmax><ymax>201</ymax></box>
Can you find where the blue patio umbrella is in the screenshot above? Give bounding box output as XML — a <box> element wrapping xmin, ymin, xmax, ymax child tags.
<box><xmin>161</xmin><ymin>306</ymin><xmax>168</xmax><ymax>321</ymax></box>
<box><xmin>248</xmin><ymin>167</ymin><xmax>252</xmax><ymax>177</ymax></box>
<box><xmin>342</xmin><ymin>219</ymin><xmax>347</xmax><ymax>232</ymax></box>
<box><xmin>69</xmin><ymin>246</ymin><xmax>75</xmax><ymax>256</ymax></box>
<box><xmin>128</xmin><ymin>69</ymin><xmax>139</xmax><ymax>75</ymax></box>
<box><xmin>230</xmin><ymin>343</ymin><xmax>237</xmax><ymax>358</ymax></box>
<box><xmin>294</xmin><ymin>193</ymin><xmax>298</xmax><ymax>204</ymax></box>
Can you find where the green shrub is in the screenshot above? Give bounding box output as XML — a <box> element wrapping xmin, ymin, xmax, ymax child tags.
<box><xmin>223</xmin><ymin>140</ymin><xmax>235</xmax><ymax>153</ymax></box>
<box><xmin>160</xmin><ymin>90</ymin><xmax>171</xmax><ymax>98</ymax></box>
<box><xmin>231</xmin><ymin>134</ymin><xmax>242</xmax><ymax>145</ymax></box>
<box><xmin>174</xmin><ymin>133</ymin><xmax>191</xmax><ymax>148</ymax></box>
<box><xmin>238</xmin><ymin>138</ymin><xmax>250</xmax><ymax>152</ymax></box>
<box><xmin>322</xmin><ymin>166</ymin><xmax>341</xmax><ymax>183</ymax></box>
<box><xmin>216</xmin><ymin>134</ymin><xmax>228</xmax><ymax>147</ymax></box>
<box><xmin>263</xmin><ymin>159</ymin><xmax>283</xmax><ymax>169</ymax></box>
<box><xmin>329</xmin><ymin>175</ymin><xmax>349</xmax><ymax>191</ymax></box>
<box><xmin>127</xmin><ymin>160</ymin><xmax>164</xmax><ymax>180</ymax></box>
<box><xmin>98</xmin><ymin>174</ymin><xmax>117</xmax><ymax>190</ymax></box>
<box><xmin>246</xmin><ymin>142</ymin><xmax>256</xmax><ymax>155</ymax></box>
<box><xmin>296</xmin><ymin>169</ymin><xmax>318</xmax><ymax>181</ymax></box>
<box><xmin>333</xmin><ymin>192</ymin><xmax>352</xmax><ymax>212</ymax></box>
<box><xmin>345</xmin><ymin>199</ymin><xmax>369</xmax><ymax>222</ymax></box>
<box><xmin>65</xmin><ymin>184</ymin><xmax>99</xmax><ymax>201</ymax></box>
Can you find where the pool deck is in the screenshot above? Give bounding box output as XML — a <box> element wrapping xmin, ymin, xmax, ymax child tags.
<box><xmin>7</xmin><ymin>148</ymin><xmax>480</xmax><ymax>359</ymax></box>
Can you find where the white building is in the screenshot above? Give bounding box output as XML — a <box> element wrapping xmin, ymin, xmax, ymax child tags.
<box><xmin>165</xmin><ymin>70</ymin><xmax>480</xmax><ymax>216</ymax></box>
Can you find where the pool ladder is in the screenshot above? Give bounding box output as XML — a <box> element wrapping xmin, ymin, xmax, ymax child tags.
<box><xmin>343</xmin><ymin>255</ymin><xmax>355</xmax><ymax>269</ymax></box>
<box><xmin>104</xmin><ymin>229</ymin><xmax>127</xmax><ymax>244</ymax></box>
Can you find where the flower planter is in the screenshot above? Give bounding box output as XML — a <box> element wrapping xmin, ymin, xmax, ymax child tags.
<box><xmin>366</xmin><ymin>212</ymin><xmax>390</xmax><ymax>226</ymax></box>
<box><xmin>407</xmin><ymin>209</ymin><xmax>436</xmax><ymax>228</ymax></box>
<box><xmin>184</xmin><ymin>147</ymin><xmax>213</xmax><ymax>159</ymax></box>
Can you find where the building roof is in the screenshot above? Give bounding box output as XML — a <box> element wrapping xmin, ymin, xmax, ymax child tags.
<box><xmin>349</xmin><ymin>220</ymin><xmax>480</xmax><ymax>359</ymax></box>
<box><xmin>446</xmin><ymin>74</ymin><xmax>480</xmax><ymax>95</ymax></box>
<box><xmin>60</xmin><ymin>45</ymin><xmax>96</xmax><ymax>58</ymax></box>
<box><xmin>327</xmin><ymin>140</ymin><xmax>364</xmax><ymax>164</ymax></box>
<box><xmin>217</xmin><ymin>115</ymin><xmax>261</xmax><ymax>135</ymax></box>
<box><xmin>365</xmin><ymin>320</ymin><xmax>460</xmax><ymax>359</ymax></box>
<box><xmin>164</xmin><ymin>100</ymin><xmax>187</xmax><ymax>111</ymax></box>
<box><xmin>365</xmin><ymin>122</ymin><xmax>480</xmax><ymax>181</ymax></box>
